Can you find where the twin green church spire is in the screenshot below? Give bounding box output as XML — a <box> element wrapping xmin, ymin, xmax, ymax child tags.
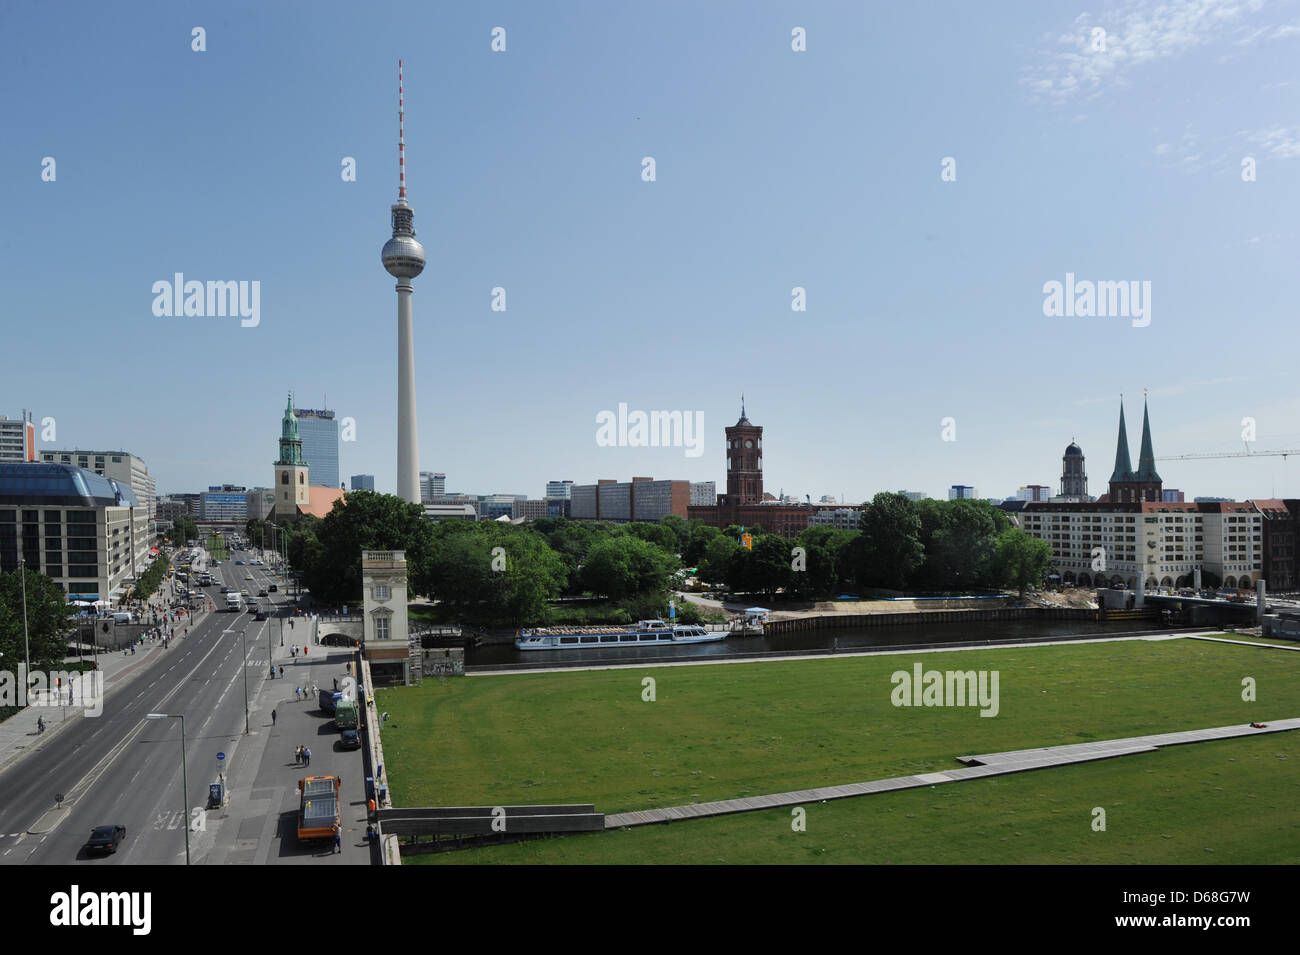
<box><xmin>1109</xmin><ymin>394</ymin><xmax>1161</xmax><ymax>485</ymax></box>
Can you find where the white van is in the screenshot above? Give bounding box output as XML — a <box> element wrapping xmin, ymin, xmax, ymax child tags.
<box><xmin>225</xmin><ymin>593</ymin><xmax>243</xmax><ymax>612</ymax></box>
<box><xmin>111</xmin><ymin>612</ymin><xmax>132</xmax><ymax>624</ymax></box>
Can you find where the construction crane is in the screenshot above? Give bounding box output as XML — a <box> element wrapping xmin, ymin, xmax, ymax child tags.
<box><xmin>1157</xmin><ymin>449</ymin><xmax>1300</xmax><ymax>461</ymax></box>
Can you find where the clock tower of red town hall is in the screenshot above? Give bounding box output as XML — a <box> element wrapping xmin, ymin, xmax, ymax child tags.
<box><xmin>723</xmin><ymin>398</ymin><xmax>763</xmax><ymax>505</ymax></box>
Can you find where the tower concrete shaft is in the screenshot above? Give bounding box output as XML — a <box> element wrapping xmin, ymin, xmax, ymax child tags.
<box><xmin>396</xmin><ymin>279</ymin><xmax>420</xmax><ymax>503</ymax></box>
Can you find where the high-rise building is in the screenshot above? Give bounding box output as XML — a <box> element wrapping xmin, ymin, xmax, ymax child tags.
<box><xmin>545</xmin><ymin>480</ymin><xmax>574</xmax><ymax>500</ymax></box>
<box><xmin>382</xmin><ymin>59</ymin><xmax>427</xmax><ymax>505</ymax></box>
<box><xmin>897</xmin><ymin>490</ymin><xmax>929</xmax><ymax>501</ymax></box>
<box><xmin>0</xmin><ymin>412</ymin><xmax>36</xmax><ymax>463</ymax></box>
<box><xmin>1161</xmin><ymin>489</ymin><xmax>1185</xmax><ymax>503</ymax></box>
<box><xmin>1060</xmin><ymin>441</ymin><xmax>1087</xmax><ymax>499</ymax></box>
<box><xmin>420</xmin><ymin>471</ymin><xmax>445</xmax><ymax>502</ymax></box>
<box><xmin>40</xmin><ymin>449</ymin><xmax>157</xmax><ymax>518</ymax></box>
<box><xmin>293</xmin><ymin>407</ymin><xmax>338</xmax><ymax>487</ymax></box>
<box><xmin>949</xmin><ymin>485</ymin><xmax>977</xmax><ymax>500</ymax></box>
<box><xmin>1016</xmin><ymin>485</ymin><xmax>1051</xmax><ymax>502</ymax></box>
<box><xmin>350</xmin><ymin>474</ymin><xmax>375</xmax><ymax>491</ymax></box>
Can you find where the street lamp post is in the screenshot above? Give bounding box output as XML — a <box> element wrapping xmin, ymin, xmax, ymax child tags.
<box><xmin>145</xmin><ymin>713</ymin><xmax>190</xmax><ymax>865</ymax></box>
<box><xmin>18</xmin><ymin>554</ymin><xmax>31</xmax><ymax>690</ymax></box>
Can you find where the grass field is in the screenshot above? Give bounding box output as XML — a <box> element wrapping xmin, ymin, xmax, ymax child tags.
<box><xmin>205</xmin><ymin>534</ymin><xmax>227</xmax><ymax>560</ymax></box>
<box><xmin>411</xmin><ymin>733</ymin><xmax>1300</xmax><ymax>865</ymax></box>
<box><xmin>376</xmin><ymin>638</ymin><xmax>1298</xmax><ymax>817</ymax></box>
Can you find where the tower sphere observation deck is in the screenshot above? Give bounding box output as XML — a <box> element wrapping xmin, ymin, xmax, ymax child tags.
<box><xmin>382</xmin><ymin>204</ymin><xmax>426</xmax><ymax>279</ymax></box>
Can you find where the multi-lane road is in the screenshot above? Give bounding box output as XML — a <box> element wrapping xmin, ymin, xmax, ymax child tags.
<box><xmin>0</xmin><ymin>547</ymin><xmax>353</xmax><ymax>865</ymax></box>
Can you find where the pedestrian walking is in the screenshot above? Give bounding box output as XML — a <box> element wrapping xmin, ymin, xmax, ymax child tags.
<box><xmin>279</xmin><ymin>665</ymin><xmax>285</xmax><ymax>678</ymax></box>
<box><xmin>334</xmin><ymin>827</ymin><xmax>341</xmax><ymax>854</ymax></box>
<box><xmin>303</xmin><ymin>747</ymin><xmax>311</xmax><ymax>767</ymax></box>
<box><xmin>272</xmin><ymin>709</ymin><xmax>278</xmax><ymax>726</ymax></box>
<box><xmin>294</xmin><ymin>745</ymin><xmax>302</xmax><ymax>764</ymax></box>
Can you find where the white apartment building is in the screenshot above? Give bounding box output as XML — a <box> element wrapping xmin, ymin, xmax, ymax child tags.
<box><xmin>1018</xmin><ymin>500</ymin><xmax>1264</xmax><ymax>590</ymax></box>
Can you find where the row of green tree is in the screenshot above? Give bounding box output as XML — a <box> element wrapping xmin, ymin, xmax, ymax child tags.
<box><xmin>270</xmin><ymin>491</ymin><xmax>1052</xmax><ymax>626</ymax></box>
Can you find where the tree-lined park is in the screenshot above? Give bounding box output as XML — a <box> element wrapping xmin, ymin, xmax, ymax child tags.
<box><xmin>253</xmin><ymin>491</ymin><xmax>1052</xmax><ymax>627</ymax></box>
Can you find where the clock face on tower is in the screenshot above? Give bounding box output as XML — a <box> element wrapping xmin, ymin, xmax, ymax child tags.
<box><xmin>745</xmin><ymin>440</ymin><xmax>753</xmax><ymax>448</ymax></box>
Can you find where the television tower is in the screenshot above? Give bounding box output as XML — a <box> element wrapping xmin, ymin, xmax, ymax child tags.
<box><xmin>382</xmin><ymin>58</ymin><xmax>426</xmax><ymax>504</ymax></box>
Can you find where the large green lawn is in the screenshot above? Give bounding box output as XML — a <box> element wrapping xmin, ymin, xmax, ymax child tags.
<box><xmin>376</xmin><ymin>638</ymin><xmax>1298</xmax><ymax>816</ymax></box>
<box><xmin>411</xmin><ymin>733</ymin><xmax>1300</xmax><ymax>864</ymax></box>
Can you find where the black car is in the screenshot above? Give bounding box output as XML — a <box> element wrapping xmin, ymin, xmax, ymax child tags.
<box><xmin>84</xmin><ymin>825</ymin><xmax>126</xmax><ymax>855</ymax></box>
<box><xmin>268</xmin><ymin>584</ymin><xmax>278</xmax><ymax>592</ymax></box>
<box><xmin>339</xmin><ymin>729</ymin><xmax>361</xmax><ymax>750</ymax></box>
<box><xmin>255</xmin><ymin>610</ymin><xmax>267</xmax><ymax>620</ymax></box>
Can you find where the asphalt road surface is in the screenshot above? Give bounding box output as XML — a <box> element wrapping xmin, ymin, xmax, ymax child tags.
<box><xmin>0</xmin><ymin>547</ymin><xmax>369</xmax><ymax>865</ymax></box>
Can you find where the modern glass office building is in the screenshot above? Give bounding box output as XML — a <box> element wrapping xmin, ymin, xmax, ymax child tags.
<box><xmin>0</xmin><ymin>462</ymin><xmax>152</xmax><ymax>601</ymax></box>
<box><xmin>350</xmin><ymin>474</ymin><xmax>375</xmax><ymax>491</ymax></box>
<box><xmin>294</xmin><ymin>408</ymin><xmax>339</xmax><ymax>488</ymax></box>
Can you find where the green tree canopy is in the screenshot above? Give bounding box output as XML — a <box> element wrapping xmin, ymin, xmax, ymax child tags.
<box><xmin>301</xmin><ymin>491</ymin><xmax>434</xmax><ymax>604</ymax></box>
<box><xmin>578</xmin><ymin>535</ymin><xmax>678</xmax><ymax>601</ymax></box>
<box><xmin>993</xmin><ymin>527</ymin><xmax>1053</xmax><ymax>596</ymax></box>
<box><xmin>0</xmin><ymin>567</ymin><xmax>74</xmax><ymax>672</ymax></box>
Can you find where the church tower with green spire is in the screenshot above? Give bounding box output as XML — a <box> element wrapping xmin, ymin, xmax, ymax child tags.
<box><xmin>274</xmin><ymin>392</ymin><xmax>311</xmax><ymax>513</ymax></box>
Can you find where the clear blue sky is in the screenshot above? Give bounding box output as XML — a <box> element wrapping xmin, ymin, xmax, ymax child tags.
<box><xmin>3</xmin><ymin>0</ymin><xmax>1298</xmax><ymax>501</ymax></box>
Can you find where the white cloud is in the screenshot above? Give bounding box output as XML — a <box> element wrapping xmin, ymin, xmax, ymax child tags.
<box><xmin>1023</xmin><ymin>0</ymin><xmax>1272</xmax><ymax>105</ymax></box>
<box><xmin>1249</xmin><ymin>125</ymin><xmax>1300</xmax><ymax>158</ymax></box>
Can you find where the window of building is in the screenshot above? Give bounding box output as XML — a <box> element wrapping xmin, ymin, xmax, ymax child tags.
<box><xmin>374</xmin><ymin>584</ymin><xmax>389</xmax><ymax>600</ymax></box>
<box><xmin>375</xmin><ymin>617</ymin><xmax>390</xmax><ymax>640</ymax></box>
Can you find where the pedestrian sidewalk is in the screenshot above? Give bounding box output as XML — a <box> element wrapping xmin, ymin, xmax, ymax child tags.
<box><xmin>0</xmin><ymin>601</ymin><xmax>213</xmax><ymax>776</ymax></box>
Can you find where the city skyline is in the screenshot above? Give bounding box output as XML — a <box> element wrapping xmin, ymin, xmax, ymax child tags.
<box><xmin>3</xmin><ymin>1</ymin><xmax>1298</xmax><ymax>503</ymax></box>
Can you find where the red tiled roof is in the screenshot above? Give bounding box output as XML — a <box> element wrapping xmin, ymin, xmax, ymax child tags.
<box><xmin>299</xmin><ymin>487</ymin><xmax>346</xmax><ymax>519</ymax></box>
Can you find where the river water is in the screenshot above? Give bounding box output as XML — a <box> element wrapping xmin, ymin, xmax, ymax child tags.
<box><xmin>467</xmin><ymin>617</ymin><xmax>1164</xmax><ymax>669</ymax></box>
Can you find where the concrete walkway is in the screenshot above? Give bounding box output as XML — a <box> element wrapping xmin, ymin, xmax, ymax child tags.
<box><xmin>604</xmin><ymin>717</ymin><xmax>1300</xmax><ymax>829</ymax></box>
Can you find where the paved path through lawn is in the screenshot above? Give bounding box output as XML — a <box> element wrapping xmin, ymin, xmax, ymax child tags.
<box><xmin>604</xmin><ymin>718</ymin><xmax>1300</xmax><ymax>829</ymax></box>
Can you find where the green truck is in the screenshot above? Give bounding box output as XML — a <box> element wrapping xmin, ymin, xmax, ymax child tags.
<box><xmin>334</xmin><ymin>697</ymin><xmax>358</xmax><ymax>731</ymax></box>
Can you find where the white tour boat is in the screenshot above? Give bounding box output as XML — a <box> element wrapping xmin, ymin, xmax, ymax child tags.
<box><xmin>515</xmin><ymin>619</ymin><xmax>725</xmax><ymax>651</ymax></box>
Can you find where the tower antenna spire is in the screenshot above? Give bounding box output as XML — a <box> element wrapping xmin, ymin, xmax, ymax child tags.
<box><xmin>398</xmin><ymin>58</ymin><xmax>407</xmax><ymax>202</ymax></box>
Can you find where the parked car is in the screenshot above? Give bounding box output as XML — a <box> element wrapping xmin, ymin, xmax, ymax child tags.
<box><xmin>83</xmin><ymin>825</ymin><xmax>126</xmax><ymax>855</ymax></box>
<box><xmin>338</xmin><ymin>729</ymin><xmax>361</xmax><ymax>750</ymax></box>
<box><xmin>269</xmin><ymin>584</ymin><xmax>278</xmax><ymax>592</ymax></box>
